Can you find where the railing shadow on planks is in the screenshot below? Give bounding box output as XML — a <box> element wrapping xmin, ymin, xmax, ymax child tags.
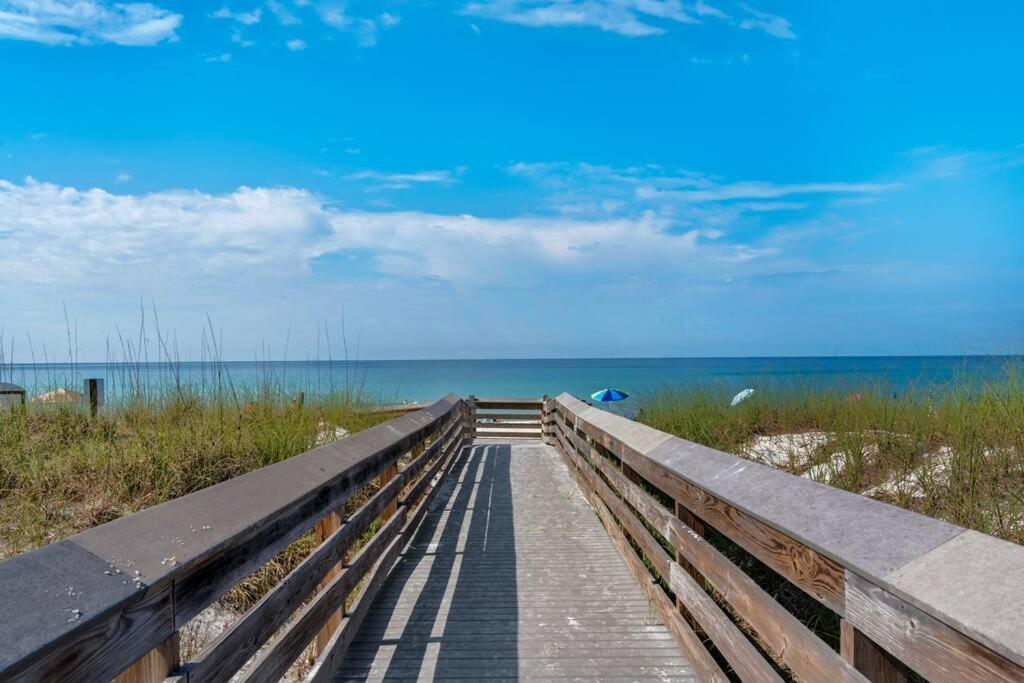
<box><xmin>0</xmin><ymin>393</ymin><xmax>1022</xmax><ymax>682</ymax></box>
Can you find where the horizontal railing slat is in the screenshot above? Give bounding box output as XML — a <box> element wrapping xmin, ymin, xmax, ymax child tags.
<box><xmin>241</xmin><ymin>508</ymin><xmax>408</xmax><ymax>683</ymax></box>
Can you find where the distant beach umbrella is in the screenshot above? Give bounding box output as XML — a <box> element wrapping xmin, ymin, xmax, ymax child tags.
<box><xmin>591</xmin><ymin>388</ymin><xmax>629</xmax><ymax>402</ymax></box>
<box><xmin>730</xmin><ymin>388</ymin><xmax>754</xmax><ymax>407</ymax></box>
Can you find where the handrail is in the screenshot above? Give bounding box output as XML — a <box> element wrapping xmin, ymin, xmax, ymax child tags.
<box><xmin>545</xmin><ymin>392</ymin><xmax>1024</xmax><ymax>682</ymax></box>
<box><xmin>0</xmin><ymin>394</ymin><xmax>467</xmax><ymax>682</ymax></box>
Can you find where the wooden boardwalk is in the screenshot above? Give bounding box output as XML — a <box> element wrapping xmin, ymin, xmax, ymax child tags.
<box><xmin>334</xmin><ymin>440</ymin><xmax>696</xmax><ymax>681</ymax></box>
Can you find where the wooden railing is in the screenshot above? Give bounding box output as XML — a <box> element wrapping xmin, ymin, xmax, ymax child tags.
<box><xmin>543</xmin><ymin>392</ymin><xmax>1024</xmax><ymax>682</ymax></box>
<box><xmin>466</xmin><ymin>395</ymin><xmax>544</xmax><ymax>440</ymax></box>
<box><xmin>0</xmin><ymin>395</ymin><xmax>469</xmax><ymax>683</ymax></box>
<box><xmin>5</xmin><ymin>391</ymin><xmax>1024</xmax><ymax>682</ymax></box>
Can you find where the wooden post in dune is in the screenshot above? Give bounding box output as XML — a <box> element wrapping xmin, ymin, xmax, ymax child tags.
<box><xmin>84</xmin><ymin>378</ymin><xmax>103</xmax><ymax>418</ymax></box>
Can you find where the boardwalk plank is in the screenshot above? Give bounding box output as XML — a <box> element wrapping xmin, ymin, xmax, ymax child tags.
<box><xmin>334</xmin><ymin>441</ymin><xmax>694</xmax><ymax>681</ymax></box>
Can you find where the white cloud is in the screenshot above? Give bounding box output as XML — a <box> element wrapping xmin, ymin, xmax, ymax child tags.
<box><xmin>460</xmin><ymin>0</ymin><xmax>697</xmax><ymax>37</ymax></box>
<box><xmin>212</xmin><ymin>6</ymin><xmax>262</xmax><ymax>25</ymax></box>
<box><xmin>0</xmin><ymin>178</ymin><xmax>758</xmax><ymax>296</ymax></box>
<box><xmin>737</xmin><ymin>3</ymin><xmax>795</xmax><ymax>39</ymax></box>
<box><xmin>205</xmin><ymin>52</ymin><xmax>233</xmax><ymax>63</ymax></box>
<box><xmin>267</xmin><ymin>0</ymin><xmax>300</xmax><ymax>25</ymax></box>
<box><xmin>231</xmin><ymin>31</ymin><xmax>256</xmax><ymax>47</ymax></box>
<box><xmin>286</xmin><ymin>38</ymin><xmax>307</xmax><ymax>50</ymax></box>
<box><xmin>694</xmin><ymin>0</ymin><xmax>728</xmax><ymax>19</ymax></box>
<box><xmin>0</xmin><ymin>0</ymin><xmax>181</xmax><ymax>46</ymax></box>
<box><xmin>317</xmin><ymin>3</ymin><xmax>395</xmax><ymax>46</ymax></box>
<box><xmin>115</xmin><ymin>171</ymin><xmax>131</xmax><ymax>183</ymax></box>
<box><xmin>345</xmin><ymin>169</ymin><xmax>461</xmax><ymax>189</ymax></box>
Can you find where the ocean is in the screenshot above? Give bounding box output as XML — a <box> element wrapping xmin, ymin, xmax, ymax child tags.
<box><xmin>2</xmin><ymin>356</ymin><xmax>1018</xmax><ymax>405</ymax></box>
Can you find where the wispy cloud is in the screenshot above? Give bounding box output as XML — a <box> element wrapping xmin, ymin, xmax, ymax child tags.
<box><xmin>460</xmin><ymin>0</ymin><xmax>793</xmax><ymax>39</ymax></box>
<box><xmin>205</xmin><ymin>52</ymin><xmax>233</xmax><ymax>63</ymax></box>
<box><xmin>345</xmin><ymin>169</ymin><xmax>463</xmax><ymax>189</ymax></box>
<box><xmin>212</xmin><ymin>6</ymin><xmax>263</xmax><ymax>25</ymax></box>
<box><xmin>267</xmin><ymin>0</ymin><xmax>301</xmax><ymax>26</ymax></box>
<box><xmin>906</xmin><ymin>145</ymin><xmax>1024</xmax><ymax>181</ymax></box>
<box><xmin>506</xmin><ymin>162</ymin><xmax>893</xmax><ymax>225</ymax></box>
<box><xmin>317</xmin><ymin>5</ymin><xmax>399</xmax><ymax>47</ymax></box>
<box><xmin>286</xmin><ymin>38</ymin><xmax>307</xmax><ymax>50</ymax></box>
<box><xmin>737</xmin><ymin>3</ymin><xmax>795</xmax><ymax>39</ymax></box>
<box><xmin>0</xmin><ymin>0</ymin><xmax>181</xmax><ymax>46</ymax></box>
<box><xmin>460</xmin><ymin>0</ymin><xmax>697</xmax><ymax>37</ymax></box>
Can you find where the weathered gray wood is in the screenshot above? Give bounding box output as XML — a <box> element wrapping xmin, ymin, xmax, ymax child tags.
<box><xmin>558</xmin><ymin>440</ymin><xmax>727</xmax><ymax>682</ymax></box>
<box><xmin>308</xmin><ymin>532</ymin><xmax>406</xmax><ymax>683</ymax></box>
<box><xmin>607</xmin><ymin>431</ymin><xmax>848</xmax><ymax>614</ymax></box>
<box><xmin>178</xmin><ymin>433</ymin><xmax>440</xmax><ymax>683</ymax></box>
<box><xmin>841</xmin><ymin>620</ymin><xmax>909</xmax><ymax>682</ymax></box>
<box><xmin>242</xmin><ymin>509</ymin><xmax>408</xmax><ymax>683</ymax></box>
<box><xmin>472</xmin><ymin>411</ymin><xmax>542</xmax><ymax>420</ymax></box>
<box><xmin>846</xmin><ymin>572</ymin><xmax>1023</xmax><ymax>682</ymax></box>
<box><xmin>468</xmin><ymin>430</ymin><xmax>543</xmax><ymax>439</ymax></box>
<box><xmin>0</xmin><ymin>396</ymin><xmax>462</xmax><ymax>682</ymax></box>
<box><xmin>667</xmin><ymin>563</ymin><xmax>782</xmax><ymax>682</ymax></box>
<box><xmin>472</xmin><ymin>398</ymin><xmax>544</xmax><ymax>410</ymax></box>
<box><xmin>334</xmin><ymin>441</ymin><xmax>696</xmax><ymax>681</ymax></box>
<box><xmin>308</xmin><ymin>427</ymin><xmax>466</xmax><ymax>683</ymax></box>
<box><xmin>670</xmin><ymin>515</ymin><xmax>867</xmax><ymax>682</ymax></box>
<box><xmin>881</xmin><ymin>529</ymin><xmax>1024</xmax><ymax>670</ymax></box>
<box><xmin>568</xmin><ymin>429</ymin><xmax>866</xmax><ymax>682</ymax></box>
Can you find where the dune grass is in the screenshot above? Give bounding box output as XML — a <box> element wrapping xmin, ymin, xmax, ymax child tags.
<box><xmin>0</xmin><ymin>390</ymin><xmax>390</xmax><ymax>559</ymax></box>
<box><xmin>636</xmin><ymin>369</ymin><xmax>1024</xmax><ymax>544</ymax></box>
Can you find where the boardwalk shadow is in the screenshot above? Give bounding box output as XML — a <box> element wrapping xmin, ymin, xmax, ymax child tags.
<box><xmin>340</xmin><ymin>443</ymin><xmax>518</xmax><ymax>680</ymax></box>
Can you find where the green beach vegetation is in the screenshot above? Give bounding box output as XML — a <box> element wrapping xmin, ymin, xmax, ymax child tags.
<box><xmin>636</xmin><ymin>369</ymin><xmax>1024</xmax><ymax>545</ymax></box>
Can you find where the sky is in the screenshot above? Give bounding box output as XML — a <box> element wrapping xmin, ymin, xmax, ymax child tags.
<box><xmin>0</xmin><ymin>0</ymin><xmax>1022</xmax><ymax>361</ymax></box>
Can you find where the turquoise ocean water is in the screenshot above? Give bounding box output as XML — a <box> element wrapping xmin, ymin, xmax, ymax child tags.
<box><xmin>3</xmin><ymin>356</ymin><xmax>1018</xmax><ymax>405</ymax></box>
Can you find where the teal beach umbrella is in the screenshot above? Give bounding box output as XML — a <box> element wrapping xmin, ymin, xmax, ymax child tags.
<box><xmin>591</xmin><ymin>388</ymin><xmax>629</xmax><ymax>402</ymax></box>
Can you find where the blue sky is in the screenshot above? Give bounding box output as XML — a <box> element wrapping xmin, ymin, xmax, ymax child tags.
<box><xmin>0</xmin><ymin>1</ymin><xmax>1022</xmax><ymax>360</ymax></box>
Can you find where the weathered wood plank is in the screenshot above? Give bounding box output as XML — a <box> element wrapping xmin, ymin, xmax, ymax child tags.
<box><xmin>667</xmin><ymin>563</ymin><xmax>782</xmax><ymax>682</ymax></box>
<box><xmin>472</xmin><ymin>398</ymin><xmax>544</xmax><ymax>410</ymax></box>
<box><xmin>306</xmin><ymin>532</ymin><xmax>406</xmax><ymax>683</ymax></box>
<box><xmin>178</xmin><ymin>448</ymin><xmax>423</xmax><ymax>683</ymax></box>
<box><xmin>472</xmin><ymin>412</ymin><xmax>542</xmax><ymax>421</ymax></box>
<box><xmin>241</xmin><ymin>509</ymin><xmax>408</xmax><ymax>683</ymax></box>
<box><xmin>314</xmin><ymin>510</ymin><xmax>344</xmax><ymax>656</ymax></box>
<box><xmin>845</xmin><ymin>572</ymin><xmax>1023</xmax><ymax>683</ymax></box>
<box><xmin>114</xmin><ymin>633</ymin><xmax>179</xmax><ymax>683</ymax></box>
<box><xmin>841</xmin><ymin>620</ymin><xmax>909</xmax><ymax>682</ymax></box>
<box><xmin>468</xmin><ymin>430</ymin><xmax>543</xmax><ymax>439</ymax></box>
<box><xmin>554</xmin><ymin>435</ymin><xmax>726</xmax><ymax>682</ymax></box>
<box><xmin>622</xmin><ymin>447</ymin><xmax>847</xmax><ymax>615</ymax></box>
<box><xmin>670</xmin><ymin>517</ymin><xmax>867</xmax><ymax>682</ymax></box>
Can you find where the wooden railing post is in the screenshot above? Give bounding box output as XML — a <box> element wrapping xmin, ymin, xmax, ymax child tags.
<box><xmin>674</xmin><ymin>502</ymin><xmax>705</xmax><ymax>584</ymax></box>
<box><xmin>113</xmin><ymin>633</ymin><xmax>179</xmax><ymax>683</ymax></box>
<box><xmin>466</xmin><ymin>395</ymin><xmax>477</xmax><ymax>439</ymax></box>
<box><xmin>313</xmin><ymin>509</ymin><xmax>344</xmax><ymax>656</ymax></box>
<box><xmin>840</xmin><ymin>620</ymin><xmax>909</xmax><ymax>682</ymax></box>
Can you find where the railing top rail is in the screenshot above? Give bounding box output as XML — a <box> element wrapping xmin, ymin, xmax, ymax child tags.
<box><xmin>552</xmin><ymin>392</ymin><xmax>1024</xmax><ymax>672</ymax></box>
<box><xmin>0</xmin><ymin>393</ymin><xmax>462</xmax><ymax>681</ymax></box>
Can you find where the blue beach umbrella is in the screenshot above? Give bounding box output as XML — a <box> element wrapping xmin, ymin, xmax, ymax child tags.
<box><xmin>591</xmin><ymin>388</ymin><xmax>629</xmax><ymax>402</ymax></box>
